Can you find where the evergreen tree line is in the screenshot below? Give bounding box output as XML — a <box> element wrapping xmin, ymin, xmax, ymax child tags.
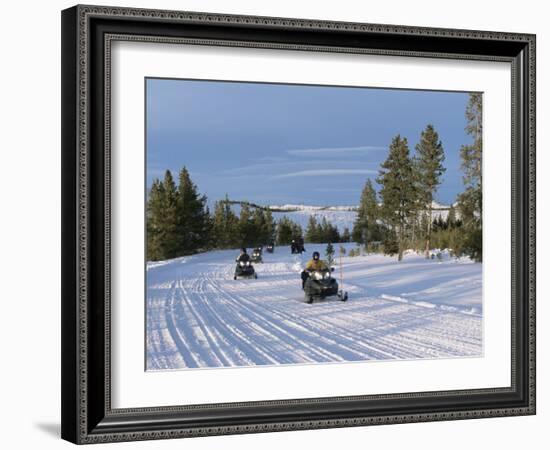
<box><xmin>211</xmin><ymin>195</ymin><xmax>279</xmax><ymax>250</ymax></box>
<box><xmin>305</xmin><ymin>215</ymin><xmax>351</xmax><ymax>244</ymax></box>
<box><xmin>147</xmin><ymin>170</ymin><xmax>327</xmax><ymax>260</ymax></box>
<box><xmin>147</xmin><ymin>168</ymin><xmax>211</xmax><ymax>261</ymax></box>
<box><xmin>147</xmin><ymin>173</ymin><xmax>285</xmax><ymax>260</ymax></box>
<box><xmin>351</xmin><ymin>93</ymin><xmax>483</xmax><ymax>262</ymax></box>
<box><xmin>275</xmin><ymin>216</ymin><xmax>302</xmax><ymax>246</ymax></box>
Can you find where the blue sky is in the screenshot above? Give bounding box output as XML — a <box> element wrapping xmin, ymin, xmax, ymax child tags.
<box><xmin>146</xmin><ymin>78</ymin><xmax>473</xmax><ymax>206</ymax></box>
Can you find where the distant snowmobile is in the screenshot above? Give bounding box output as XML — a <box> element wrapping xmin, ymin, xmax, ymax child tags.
<box><xmin>302</xmin><ymin>268</ymin><xmax>347</xmax><ymax>304</ymax></box>
<box><xmin>291</xmin><ymin>237</ymin><xmax>305</xmax><ymax>254</ymax></box>
<box><xmin>234</xmin><ymin>248</ymin><xmax>258</xmax><ymax>280</ymax></box>
<box><xmin>251</xmin><ymin>247</ymin><xmax>263</xmax><ymax>263</ymax></box>
<box><xmin>266</xmin><ymin>243</ymin><xmax>275</xmax><ymax>254</ymax></box>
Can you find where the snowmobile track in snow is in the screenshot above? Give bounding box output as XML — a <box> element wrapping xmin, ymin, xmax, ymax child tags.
<box><xmin>147</xmin><ymin>244</ymin><xmax>482</xmax><ymax>370</ymax></box>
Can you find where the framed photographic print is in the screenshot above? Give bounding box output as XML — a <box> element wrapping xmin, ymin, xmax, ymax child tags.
<box><xmin>61</xmin><ymin>4</ymin><xmax>536</xmax><ymax>444</ymax></box>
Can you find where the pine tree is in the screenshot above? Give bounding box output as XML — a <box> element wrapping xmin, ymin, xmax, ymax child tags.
<box><xmin>212</xmin><ymin>194</ymin><xmax>238</xmax><ymax>249</ymax></box>
<box><xmin>325</xmin><ymin>242</ymin><xmax>335</xmax><ymax>267</ymax></box>
<box><xmin>418</xmin><ymin>212</ymin><xmax>429</xmax><ymax>243</ymax></box>
<box><xmin>320</xmin><ymin>217</ymin><xmax>330</xmax><ymax>242</ymax></box>
<box><xmin>264</xmin><ymin>209</ymin><xmax>276</xmax><ymax>244</ymax></box>
<box><xmin>147</xmin><ymin>170</ymin><xmax>180</xmax><ymax>260</ymax></box>
<box><xmin>461</xmin><ymin>94</ymin><xmax>482</xmax><ymax>187</ymax></box>
<box><xmin>275</xmin><ymin>216</ymin><xmax>302</xmax><ymax>246</ymax></box>
<box><xmin>146</xmin><ymin>167</ymin><xmax>213</xmax><ymax>259</ymax></box>
<box><xmin>457</xmin><ymin>93</ymin><xmax>483</xmax><ymax>261</ymax></box>
<box><xmin>316</xmin><ymin>217</ymin><xmax>338</xmax><ymax>244</ymax></box>
<box><xmin>377</xmin><ymin>135</ymin><xmax>417</xmax><ymax>261</ymax></box>
<box><xmin>276</xmin><ymin>216</ymin><xmax>294</xmax><ymax>245</ymax></box>
<box><xmin>146</xmin><ymin>179</ymin><xmax>165</xmax><ymax>261</ymax></box>
<box><xmin>162</xmin><ymin>170</ymin><xmax>180</xmax><ymax>258</ymax></box>
<box><xmin>202</xmin><ymin>205</ymin><xmax>214</xmax><ymax>249</ymax></box>
<box><xmin>447</xmin><ymin>204</ymin><xmax>457</xmax><ymax>229</ymax></box>
<box><xmin>238</xmin><ymin>203</ymin><xmax>254</xmax><ymax>247</ymax></box>
<box><xmin>252</xmin><ymin>207</ymin><xmax>267</xmax><ymax>245</ymax></box>
<box><xmin>305</xmin><ymin>215</ymin><xmax>320</xmax><ymax>243</ymax></box>
<box><xmin>341</xmin><ymin>227</ymin><xmax>351</xmax><ymax>243</ymax></box>
<box><xmin>176</xmin><ymin>167</ymin><xmax>209</xmax><ymax>255</ymax></box>
<box><xmin>432</xmin><ymin>216</ymin><xmax>445</xmax><ymax>233</ymax></box>
<box><xmin>328</xmin><ymin>223</ymin><xmax>340</xmax><ymax>243</ymax></box>
<box><xmin>352</xmin><ymin>178</ymin><xmax>380</xmax><ymax>244</ymax></box>
<box><xmin>414</xmin><ymin>124</ymin><xmax>446</xmax><ymax>257</ymax></box>
<box><xmin>411</xmin><ymin>152</ymin><xmax>436</xmax><ymax>251</ymax></box>
<box><xmin>291</xmin><ymin>222</ymin><xmax>303</xmax><ymax>241</ymax></box>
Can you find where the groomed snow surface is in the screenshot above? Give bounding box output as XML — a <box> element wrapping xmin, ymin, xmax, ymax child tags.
<box><xmin>146</xmin><ymin>243</ymin><xmax>482</xmax><ymax>371</ymax></box>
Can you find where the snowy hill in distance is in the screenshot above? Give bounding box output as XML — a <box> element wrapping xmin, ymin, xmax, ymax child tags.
<box><xmin>268</xmin><ymin>202</ymin><xmax>452</xmax><ymax>233</ymax></box>
<box><xmin>269</xmin><ymin>204</ymin><xmax>357</xmax><ymax>212</ymax></box>
<box><xmin>270</xmin><ymin>206</ymin><xmax>357</xmax><ymax>233</ymax></box>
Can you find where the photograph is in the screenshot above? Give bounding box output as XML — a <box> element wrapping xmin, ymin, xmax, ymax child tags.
<box><xmin>145</xmin><ymin>78</ymin><xmax>484</xmax><ymax>371</ymax></box>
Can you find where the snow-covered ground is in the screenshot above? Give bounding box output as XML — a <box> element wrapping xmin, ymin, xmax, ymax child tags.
<box><xmin>146</xmin><ymin>243</ymin><xmax>482</xmax><ymax>371</ymax></box>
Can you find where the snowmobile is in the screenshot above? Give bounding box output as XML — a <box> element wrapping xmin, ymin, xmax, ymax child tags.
<box><xmin>291</xmin><ymin>238</ymin><xmax>305</xmax><ymax>254</ymax></box>
<box><xmin>234</xmin><ymin>260</ymin><xmax>257</xmax><ymax>280</ymax></box>
<box><xmin>250</xmin><ymin>247</ymin><xmax>263</xmax><ymax>263</ymax></box>
<box><xmin>303</xmin><ymin>268</ymin><xmax>348</xmax><ymax>304</ymax></box>
<box><xmin>266</xmin><ymin>243</ymin><xmax>275</xmax><ymax>254</ymax></box>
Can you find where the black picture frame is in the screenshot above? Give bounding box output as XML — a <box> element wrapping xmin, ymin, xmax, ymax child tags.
<box><xmin>61</xmin><ymin>4</ymin><xmax>536</xmax><ymax>444</ymax></box>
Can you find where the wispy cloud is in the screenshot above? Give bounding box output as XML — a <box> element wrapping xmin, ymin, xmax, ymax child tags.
<box><xmin>255</xmin><ymin>156</ymin><xmax>289</xmax><ymax>163</ymax></box>
<box><xmin>223</xmin><ymin>159</ymin><xmax>378</xmax><ymax>177</ymax></box>
<box><xmin>314</xmin><ymin>188</ymin><xmax>363</xmax><ymax>193</ymax></box>
<box><xmin>222</xmin><ymin>161</ymin><xmax>295</xmax><ymax>176</ymax></box>
<box><xmin>272</xmin><ymin>169</ymin><xmax>377</xmax><ymax>179</ymax></box>
<box><xmin>287</xmin><ymin>145</ymin><xmax>385</xmax><ymax>157</ymax></box>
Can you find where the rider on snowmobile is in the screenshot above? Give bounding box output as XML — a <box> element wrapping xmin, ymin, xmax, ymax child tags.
<box><xmin>305</xmin><ymin>251</ymin><xmax>328</xmax><ymax>271</ymax></box>
<box><xmin>234</xmin><ymin>247</ymin><xmax>258</xmax><ymax>280</ymax></box>
<box><xmin>301</xmin><ymin>251</ymin><xmax>328</xmax><ymax>289</ymax></box>
<box><xmin>236</xmin><ymin>248</ymin><xmax>250</xmax><ymax>263</ymax></box>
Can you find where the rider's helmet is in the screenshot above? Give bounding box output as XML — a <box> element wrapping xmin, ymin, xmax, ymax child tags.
<box><xmin>313</xmin><ymin>251</ymin><xmax>320</xmax><ymax>260</ymax></box>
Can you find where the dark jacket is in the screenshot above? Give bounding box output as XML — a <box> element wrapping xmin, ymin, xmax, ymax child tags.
<box><xmin>236</xmin><ymin>253</ymin><xmax>250</xmax><ymax>263</ymax></box>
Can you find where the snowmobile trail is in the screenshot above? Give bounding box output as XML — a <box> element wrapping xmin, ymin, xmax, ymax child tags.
<box><xmin>146</xmin><ymin>244</ymin><xmax>483</xmax><ymax>370</ymax></box>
